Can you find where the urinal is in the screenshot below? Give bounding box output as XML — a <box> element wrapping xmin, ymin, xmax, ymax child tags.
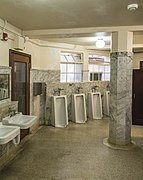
<box><xmin>71</xmin><ymin>94</ymin><xmax>87</xmax><ymax>123</ymax></box>
<box><xmin>51</xmin><ymin>95</ymin><xmax>68</xmax><ymax>127</ymax></box>
<box><xmin>88</xmin><ymin>92</ymin><xmax>103</xmax><ymax>119</ymax></box>
<box><xmin>103</xmin><ymin>91</ymin><xmax>110</xmax><ymax>116</ymax></box>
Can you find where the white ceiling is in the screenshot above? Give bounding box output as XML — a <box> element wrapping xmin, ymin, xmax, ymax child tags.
<box><xmin>0</xmin><ymin>0</ymin><xmax>143</xmax><ymax>49</ymax></box>
<box><xmin>0</xmin><ymin>0</ymin><xmax>143</xmax><ymax>30</ymax></box>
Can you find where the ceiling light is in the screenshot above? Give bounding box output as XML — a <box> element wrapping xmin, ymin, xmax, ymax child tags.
<box><xmin>127</xmin><ymin>4</ymin><xmax>138</xmax><ymax>11</ymax></box>
<box><xmin>95</xmin><ymin>39</ymin><xmax>105</xmax><ymax>48</ymax></box>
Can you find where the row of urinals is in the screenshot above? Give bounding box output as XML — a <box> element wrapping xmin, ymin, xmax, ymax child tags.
<box><xmin>51</xmin><ymin>91</ymin><xmax>110</xmax><ymax>128</ymax></box>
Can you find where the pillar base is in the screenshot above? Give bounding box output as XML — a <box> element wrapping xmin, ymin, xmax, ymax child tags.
<box><xmin>103</xmin><ymin>138</ymin><xmax>136</xmax><ymax>150</ymax></box>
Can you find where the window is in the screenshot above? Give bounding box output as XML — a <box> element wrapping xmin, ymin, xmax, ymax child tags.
<box><xmin>60</xmin><ymin>52</ymin><xmax>83</xmax><ymax>82</ymax></box>
<box><xmin>89</xmin><ymin>55</ymin><xmax>110</xmax><ymax>81</ymax></box>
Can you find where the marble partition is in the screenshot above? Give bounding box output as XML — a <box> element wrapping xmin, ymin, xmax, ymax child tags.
<box><xmin>30</xmin><ymin>69</ymin><xmax>60</xmax><ymax>124</ymax></box>
<box><xmin>30</xmin><ymin>69</ymin><xmax>109</xmax><ymax>125</ymax></box>
<box><xmin>108</xmin><ymin>52</ymin><xmax>133</xmax><ymax>146</ymax></box>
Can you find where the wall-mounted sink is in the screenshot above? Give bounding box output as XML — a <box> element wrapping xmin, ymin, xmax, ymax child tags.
<box><xmin>0</xmin><ymin>123</ymin><xmax>20</xmax><ymax>145</ymax></box>
<box><xmin>2</xmin><ymin>113</ymin><xmax>37</xmax><ymax>129</ymax></box>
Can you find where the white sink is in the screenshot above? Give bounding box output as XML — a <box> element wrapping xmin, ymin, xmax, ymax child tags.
<box><xmin>0</xmin><ymin>123</ymin><xmax>20</xmax><ymax>145</ymax></box>
<box><xmin>2</xmin><ymin>113</ymin><xmax>37</xmax><ymax>129</ymax></box>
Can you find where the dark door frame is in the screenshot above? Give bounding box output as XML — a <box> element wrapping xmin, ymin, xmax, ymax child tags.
<box><xmin>132</xmin><ymin>69</ymin><xmax>143</xmax><ymax>125</ymax></box>
<box><xmin>9</xmin><ymin>49</ymin><xmax>31</xmax><ymax>114</ymax></box>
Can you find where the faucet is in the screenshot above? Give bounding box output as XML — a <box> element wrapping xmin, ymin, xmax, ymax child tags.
<box><xmin>91</xmin><ymin>85</ymin><xmax>99</xmax><ymax>92</ymax></box>
<box><xmin>58</xmin><ymin>88</ymin><xmax>64</xmax><ymax>96</ymax></box>
<box><xmin>10</xmin><ymin>110</ymin><xmax>18</xmax><ymax>117</ymax></box>
<box><xmin>106</xmin><ymin>84</ymin><xmax>110</xmax><ymax>90</ymax></box>
<box><xmin>54</xmin><ymin>88</ymin><xmax>64</xmax><ymax>96</ymax></box>
<box><xmin>77</xmin><ymin>86</ymin><xmax>83</xmax><ymax>94</ymax></box>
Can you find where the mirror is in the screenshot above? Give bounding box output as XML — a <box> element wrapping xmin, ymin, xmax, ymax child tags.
<box><xmin>0</xmin><ymin>74</ymin><xmax>10</xmax><ymax>100</ymax></box>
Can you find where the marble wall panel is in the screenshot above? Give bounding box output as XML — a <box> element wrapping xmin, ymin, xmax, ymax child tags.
<box><xmin>30</xmin><ymin>69</ymin><xmax>109</xmax><ymax>125</ymax></box>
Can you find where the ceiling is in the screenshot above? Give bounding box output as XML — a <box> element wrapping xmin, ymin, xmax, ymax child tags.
<box><xmin>0</xmin><ymin>0</ymin><xmax>143</xmax><ymax>49</ymax></box>
<box><xmin>0</xmin><ymin>0</ymin><xmax>143</xmax><ymax>30</ymax></box>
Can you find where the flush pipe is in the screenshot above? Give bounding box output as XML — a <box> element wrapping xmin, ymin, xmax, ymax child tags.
<box><xmin>91</xmin><ymin>85</ymin><xmax>99</xmax><ymax>92</ymax></box>
<box><xmin>12</xmin><ymin>134</ymin><xmax>20</xmax><ymax>146</ymax></box>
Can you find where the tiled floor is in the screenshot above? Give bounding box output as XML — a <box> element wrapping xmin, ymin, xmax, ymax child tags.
<box><xmin>0</xmin><ymin>118</ymin><xmax>143</xmax><ymax>180</ymax></box>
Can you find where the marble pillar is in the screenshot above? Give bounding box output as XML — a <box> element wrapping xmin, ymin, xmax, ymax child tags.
<box><xmin>103</xmin><ymin>31</ymin><xmax>136</xmax><ymax>149</ymax></box>
<box><xmin>108</xmin><ymin>52</ymin><xmax>133</xmax><ymax>146</ymax></box>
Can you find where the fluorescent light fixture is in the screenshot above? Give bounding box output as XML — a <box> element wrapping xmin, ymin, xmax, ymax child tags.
<box><xmin>95</xmin><ymin>39</ymin><xmax>105</xmax><ymax>48</ymax></box>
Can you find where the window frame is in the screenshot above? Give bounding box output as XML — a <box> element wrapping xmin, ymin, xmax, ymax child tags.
<box><xmin>88</xmin><ymin>55</ymin><xmax>110</xmax><ymax>81</ymax></box>
<box><xmin>60</xmin><ymin>52</ymin><xmax>83</xmax><ymax>83</ymax></box>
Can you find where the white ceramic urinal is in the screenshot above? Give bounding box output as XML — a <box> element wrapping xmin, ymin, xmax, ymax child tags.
<box><xmin>51</xmin><ymin>95</ymin><xmax>68</xmax><ymax>127</ymax></box>
<box><xmin>103</xmin><ymin>91</ymin><xmax>110</xmax><ymax>116</ymax></box>
<box><xmin>71</xmin><ymin>94</ymin><xmax>87</xmax><ymax>123</ymax></box>
<box><xmin>88</xmin><ymin>92</ymin><xmax>103</xmax><ymax>119</ymax></box>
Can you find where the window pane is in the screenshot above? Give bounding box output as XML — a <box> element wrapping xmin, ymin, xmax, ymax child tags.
<box><xmin>99</xmin><ymin>66</ymin><xmax>104</xmax><ymax>72</ymax></box>
<box><xmin>89</xmin><ymin>65</ymin><xmax>93</xmax><ymax>72</ymax></box>
<box><xmin>67</xmin><ymin>74</ymin><xmax>74</xmax><ymax>82</ymax></box>
<box><xmin>67</xmin><ymin>64</ymin><xmax>75</xmax><ymax>73</ymax></box>
<box><xmin>75</xmin><ymin>74</ymin><xmax>82</xmax><ymax>82</ymax></box>
<box><xmin>90</xmin><ymin>73</ymin><xmax>99</xmax><ymax>81</ymax></box>
<box><xmin>60</xmin><ymin>74</ymin><xmax>66</xmax><ymax>82</ymax></box>
<box><xmin>105</xmin><ymin>66</ymin><xmax>110</xmax><ymax>72</ymax></box>
<box><xmin>61</xmin><ymin>55</ymin><xmax>67</xmax><ymax>62</ymax></box>
<box><xmin>73</xmin><ymin>55</ymin><xmax>81</xmax><ymax>62</ymax></box>
<box><xmin>94</xmin><ymin>65</ymin><xmax>99</xmax><ymax>72</ymax></box>
<box><xmin>104</xmin><ymin>74</ymin><xmax>110</xmax><ymax>81</ymax></box>
<box><xmin>60</xmin><ymin>64</ymin><xmax>66</xmax><ymax>73</ymax></box>
<box><xmin>101</xmin><ymin>73</ymin><xmax>105</xmax><ymax>81</ymax></box>
<box><xmin>66</xmin><ymin>55</ymin><xmax>74</xmax><ymax>62</ymax></box>
<box><xmin>75</xmin><ymin>64</ymin><xmax>82</xmax><ymax>73</ymax></box>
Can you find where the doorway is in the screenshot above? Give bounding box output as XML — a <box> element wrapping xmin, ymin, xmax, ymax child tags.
<box><xmin>132</xmin><ymin>69</ymin><xmax>143</xmax><ymax>125</ymax></box>
<box><xmin>9</xmin><ymin>50</ymin><xmax>31</xmax><ymax>115</ymax></box>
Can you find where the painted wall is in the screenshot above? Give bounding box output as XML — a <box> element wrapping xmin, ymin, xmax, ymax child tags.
<box><xmin>40</xmin><ymin>46</ymin><xmax>60</xmax><ymax>70</ymax></box>
<box><xmin>0</xmin><ymin>38</ymin><xmax>14</xmax><ymax>66</ymax></box>
<box><xmin>0</xmin><ymin>18</ymin><xmax>110</xmax><ymax>72</ymax></box>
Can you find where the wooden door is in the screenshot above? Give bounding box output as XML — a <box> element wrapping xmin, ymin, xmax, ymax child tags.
<box><xmin>9</xmin><ymin>50</ymin><xmax>31</xmax><ymax>115</ymax></box>
<box><xmin>132</xmin><ymin>69</ymin><xmax>143</xmax><ymax>125</ymax></box>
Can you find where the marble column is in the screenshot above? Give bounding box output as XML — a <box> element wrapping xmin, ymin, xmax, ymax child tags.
<box><xmin>103</xmin><ymin>30</ymin><xmax>136</xmax><ymax>149</ymax></box>
<box><xmin>109</xmin><ymin>52</ymin><xmax>133</xmax><ymax>145</ymax></box>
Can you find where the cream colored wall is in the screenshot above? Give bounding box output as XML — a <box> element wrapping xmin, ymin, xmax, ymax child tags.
<box><xmin>40</xmin><ymin>47</ymin><xmax>60</xmax><ymax>70</ymax></box>
<box><xmin>133</xmin><ymin>53</ymin><xmax>143</xmax><ymax>69</ymax></box>
<box><xmin>24</xmin><ymin>41</ymin><xmax>41</xmax><ymax>69</ymax></box>
<box><xmin>0</xmin><ymin>18</ymin><xmax>110</xmax><ymax>73</ymax></box>
<box><xmin>0</xmin><ymin>38</ymin><xmax>14</xmax><ymax>66</ymax></box>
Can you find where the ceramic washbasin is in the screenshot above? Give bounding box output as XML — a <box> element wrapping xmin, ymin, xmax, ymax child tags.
<box><xmin>2</xmin><ymin>113</ymin><xmax>37</xmax><ymax>129</ymax></box>
<box><xmin>0</xmin><ymin>123</ymin><xmax>20</xmax><ymax>145</ymax></box>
